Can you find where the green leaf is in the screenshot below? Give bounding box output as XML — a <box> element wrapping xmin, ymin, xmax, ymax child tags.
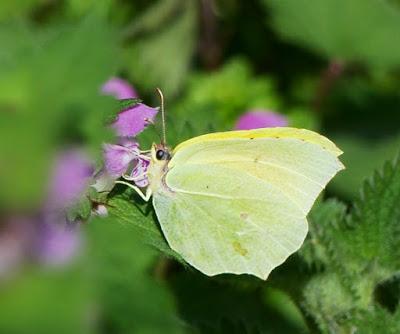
<box><xmin>169</xmin><ymin>271</ymin><xmax>306</xmax><ymax>333</ymax></box>
<box><xmin>86</xmin><ymin>215</ymin><xmax>184</xmax><ymax>334</ymax></box>
<box><xmin>123</xmin><ymin>0</ymin><xmax>197</xmax><ymax>97</ymax></box>
<box><xmin>0</xmin><ymin>0</ymin><xmax>44</xmax><ymax>20</ymax></box>
<box><xmin>66</xmin><ymin>196</ymin><xmax>92</xmax><ymax>222</ymax></box>
<box><xmin>299</xmin><ymin>199</ymin><xmax>347</xmax><ymax>269</ymax></box>
<box><xmin>329</xmin><ymin>155</ymin><xmax>400</xmax><ymax>283</ymax></box>
<box><xmin>173</xmin><ymin>58</ymin><xmax>281</xmax><ymax>133</ymax></box>
<box><xmin>265</xmin><ymin>0</ymin><xmax>400</xmax><ymax>69</ymax></box>
<box><xmin>301</xmin><ymin>153</ymin><xmax>400</xmax><ymax>331</ymax></box>
<box><xmin>0</xmin><ymin>16</ymin><xmax>117</xmax><ymax>211</ymax></box>
<box><xmin>350</xmin><ymin>306</ymin><xmax>400</xmax><ymax>334</ymax></box>
<box><xmin>103</xmin><ymin>98</ymin><xmax>143</xmax><ymax>124</ymax></box>
<box><xmin>329</xmin><ymin>134</ymin><xmax>400</xmax><ymax>199</ymax></box>
<box><xmin>119</xmin><ymin>98</ymin><xmax>142</xmax><ymax>111</ymax></box>
<box><xmin>107</xmin><ymin>188</ymin><xmax>183</xmax><ymax>262</ymax></box>
<box><xmin>287</xmin><ymin>106</ymin><xmax>320</xmax><ymax>131</ymax></box>
<box><xmin>302</xmin><ymin>272</ymin><xmax>358</xmax><ymax>333</ymax></box>
<box><xmin>0</xmin><ymin>268</ymin><xmax>91</xmax><ymax>334</ymax></box>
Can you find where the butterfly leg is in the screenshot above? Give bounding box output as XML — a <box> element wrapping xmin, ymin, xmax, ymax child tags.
<box><xmin>121</xmin><ymin>172</ymin><xmax>147</xmax><ymax>182</ymax></box>
<box><xmin>138</xmin><ymin>154</ymin><xmax>151</xmax><ymax>161</ymax></box>
<box><xmin>114</xmin><ymin>180</ymin><xmax>152</xmax><ymax>201</ymax></box>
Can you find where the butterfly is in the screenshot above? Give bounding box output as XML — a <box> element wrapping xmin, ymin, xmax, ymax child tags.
<box><xmin>117</xmin><ymin>90</ymin><xmax>344</xmax><ymax>280</ymax></box>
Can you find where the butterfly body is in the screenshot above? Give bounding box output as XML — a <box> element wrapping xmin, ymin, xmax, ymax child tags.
<box><xmin>144</xmin><ymin>127</ymin><xmax>344</xmax><ymax>280</ymax></box>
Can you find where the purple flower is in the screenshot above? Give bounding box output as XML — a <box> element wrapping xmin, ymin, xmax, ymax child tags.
<box><xmin>112</xmin><ymin>103</ymin><xmax>158</xmax><ymax>137</ymax></box>
<box><xmin>1</xmin><ymin>148</ymin><xmax>91</xmax><ymax>272</ymax></box>
<box><xmin>103</xmin><ymin>139</ymin><xmax>150</xmax><ymax>187</ymax></box>
<box><xmin>99</xmin><ymin>77</ymin><xmax>157</xmax><ymax>189</ymax></box>
<box><xmin>235</xmin><ymin>110</ymin><xmax>288</xmax><ymax>130</ymax></box>
<box><xmin>46</xmin><ymin>150</ymin><xmax>93</xmax><ymax>211</ymax></box>
<box><xmin>131</xmin><ymin>158</ymin><xmax>150</xmax><ymax>188</ymax></box>
<box><xmin>36</xmin><ymin>221</ymin><xmax>81</xmax><ymax>267</ymax></box>
<box><xmin>103</xmin><ymin>140</ymin><xmax>140</xmax><ymax>178</ymax></box>
<box><xmin>102</xmin><ymin>77</ymin><xmax>138</xmax><ymax>99</ymax></box>
<box><xmin>102</xmin><ymin>77</ymin><xmax>158</xmax><ymax>137</ymax></box>
<box><xmin>38</xmin><ymin>149</ymin><xmax>92</xmax><ymax>267</ymax></box>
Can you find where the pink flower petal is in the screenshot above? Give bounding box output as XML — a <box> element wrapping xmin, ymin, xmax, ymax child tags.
<box><xmin>102</xmin><ymin>77</ymin><xmax>138</xmax><ymax>99</ymax></box>
<box><xmin>46</xmin><ymin>150</ymin><xmax>93</xmax><ymax>210</ymax></box>
<box><xmin>130</xmin><ymin>158</ymin><xmax>150</xmax><ymax>188</ymax></box>
<box><xmin>103</xmin><ymin>141</ymin><xmax>139</xmax><ymax>178</ymax></box>
<box><xmin>235</xmin><ymin>110</ymin><xmax>288</xmax><ymax>130</ymax></box>
<box><xmin>36</xmin><ymin>222</ymin><xmax>81</xmax><ymax>267</ymax></box>
<box><xmin>113</xmin><ymin>103</ymin><xmax>158</xmax><ymax>137</ymax></box>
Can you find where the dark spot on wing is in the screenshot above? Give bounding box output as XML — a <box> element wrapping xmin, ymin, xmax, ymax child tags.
<box><xmin>249</xmin><ymin>137</ymin><xmax>254</xmax><ymax>140</ymax></box>
<box><xmin>240</xmin><ymin>212</ymin><xmax>248</xmax><ymax>220</ymax></box>
<box><xmin>233</xmin><ymin>241</ymin><xmax>248</xmax><ymax>256</ymax></box>
<box><xmin>206</xmin><ymin>185</ymin><xmax>209</xmax><ymax>189</ymax></box>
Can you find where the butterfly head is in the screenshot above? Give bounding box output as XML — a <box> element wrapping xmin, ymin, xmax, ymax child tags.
<box><xmin>147</xmin><ymin>143</ymin><xmax>171</xmax><ymax>192</ymax></box>
<box><xmin>151</xmin><ymin>143</ymin><xmax>171</xmax><ymax>162</ymax></box>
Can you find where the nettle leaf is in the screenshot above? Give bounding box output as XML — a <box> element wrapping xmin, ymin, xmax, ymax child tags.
<box><xmin>107</xmin><ymin>187</ymin><xmax>183</xmax><ymax>262</ymax></box>
<box><xmin>265</xmin><ymin>0</ymin><xmax>400</xmax><ymax>69</ymax></box>
<box><xmin>300</xmin><ymin>154</ymin><xmax>400</xmax><ymax>332</ymax></box>
<box><xmin>303</xmin><ymin>154</ymin><xmax>400</xmax><ymax>286</ymax></box>
<box><xmin>331</xmin><ymin>155</ymin><xmax>400</xmax><ymax>282</ymax></box>
<box><xmin>350</xmin><ymin>306</ymin><xmax>400</xmax><ymax>334</ymax></box>
<box><xmin>302</xmin><ymin>272</ymin><xmax>357</xmax><ymax>333</ymax></box>
<box><xmin>299</xmin><ymin>199</ymin><xmax>347</xmax><ymax>270</ymax></box>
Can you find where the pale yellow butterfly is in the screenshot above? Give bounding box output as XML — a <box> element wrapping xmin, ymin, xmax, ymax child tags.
<box><xmin>117</xmin><ymin>89</ymin><xmax>344</xmax><ymax>280</ymax></box>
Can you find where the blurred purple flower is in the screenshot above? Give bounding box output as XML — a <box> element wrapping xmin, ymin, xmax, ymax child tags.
<box><xmin>46</xmin><ymin>150</ymin><xmax>93</xmax><ymax>211</ymax></box>
<box><xmin>235</xmin><ymin>110</ymin><xmax>288</xmax><ymax>130</ymax></box>
<box><xmin>113</xmin><ymin>103</ymin><xmax>158</xmax><ymax>137</ymax></box>
<box><xmin>1</xmin><ymin>150</ymin><xmax>90</xmax><ymax>271</ymax></box>
<box><xmin>102</xmin><ymin>77</ymin><xmax>138</xmax><ymax>99</ymax></box>
<box><xmin>36</xmin><ymin>221</ymin><xmax>81</xmax><ymax>267</ymax></box>
<box><xmin>38</xmin><ymin>149</ymin><xmax>92</xmax><ymax>267</ymax></box>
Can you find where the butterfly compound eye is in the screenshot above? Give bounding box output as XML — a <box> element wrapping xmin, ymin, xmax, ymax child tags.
<box><xmin>156</xmin><ymin>149</ymin><xmax>170</xmax><ymax>161</ymax></box>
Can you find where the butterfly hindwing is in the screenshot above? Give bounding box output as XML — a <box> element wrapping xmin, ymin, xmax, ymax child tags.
<box><xmin>152</xmin><ymin>164</ymin><xmax>307</xmax><ymax>279</ymax></box>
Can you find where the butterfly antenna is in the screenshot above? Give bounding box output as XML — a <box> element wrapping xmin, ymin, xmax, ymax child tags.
<box><xmin>156</xmin><ymin>88</ymin><xmax>166</xmax><ymax>145</ymax></box>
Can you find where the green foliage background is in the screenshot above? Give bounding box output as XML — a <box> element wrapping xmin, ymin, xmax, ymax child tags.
<box><xmin>1</xmin><ymin>0</ymin><xmax>400</xmax><ymax>333</ymax></box>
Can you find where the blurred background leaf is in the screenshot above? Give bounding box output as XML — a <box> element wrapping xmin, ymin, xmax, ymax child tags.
<box><xmin>0</xmin><ymin>16</ymin><xmax>117</xmax><ymax>211</ymax></box>
<box><xmin>264</xmin><ymin>0</ymin><xmax>400</xmax><ymax>70</ymax></box>
<box><xmin>123</xmin><ymin>0</ymin><xmax>198</xmax><ymax>98</ymax></box>
<box><xmin>86</xmin><ymin>215</ymin><xmax>184</xmax><ymax>334</ymax></box>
